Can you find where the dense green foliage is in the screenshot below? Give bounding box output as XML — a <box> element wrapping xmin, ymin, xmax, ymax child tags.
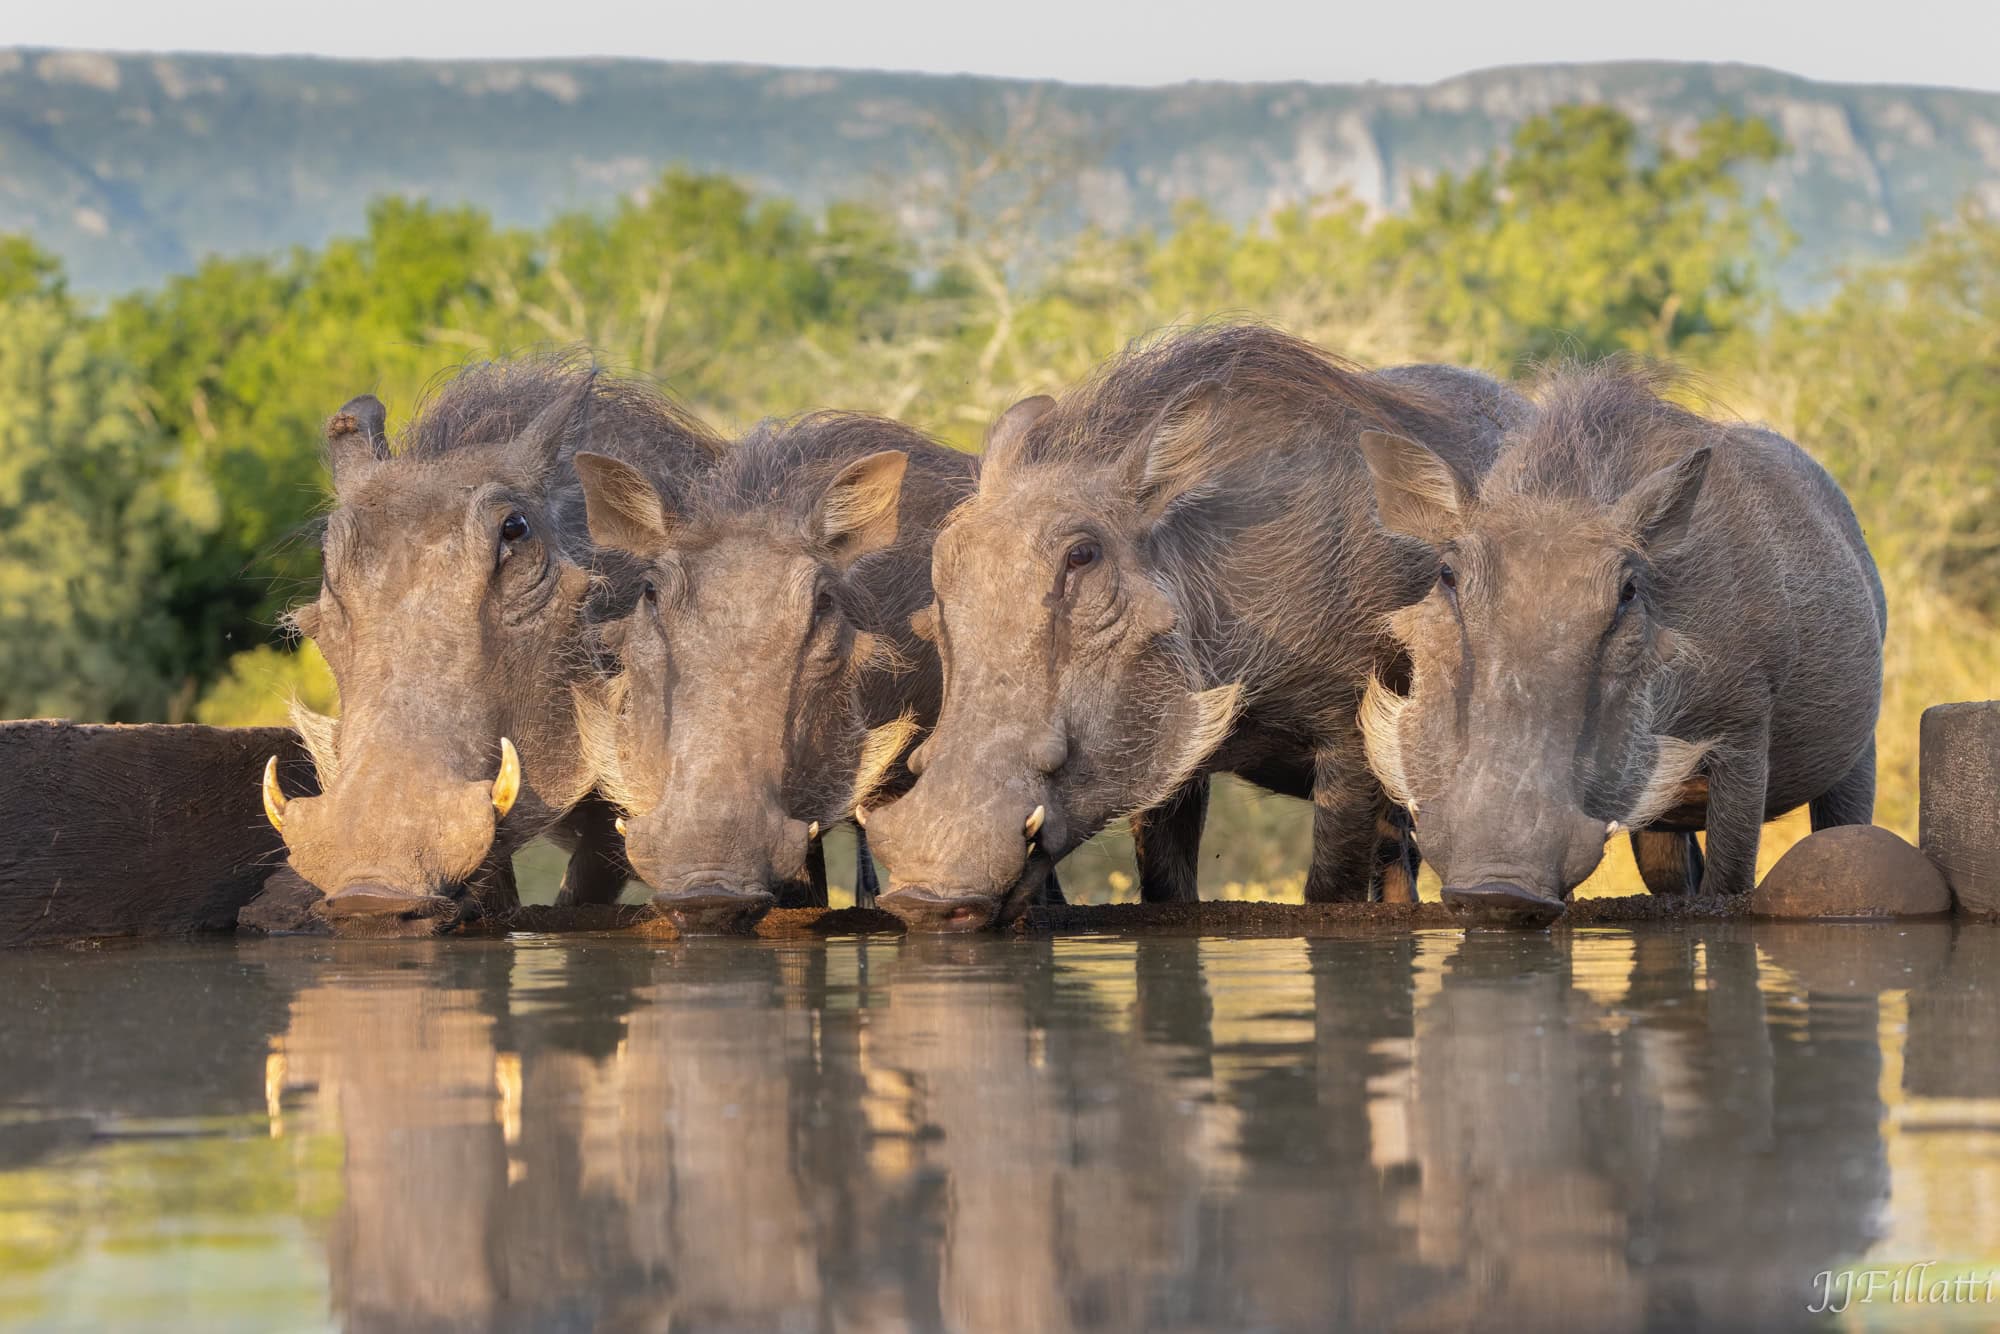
<box><xmin>0</xmin><ymin>106</ymin><xmax>1994</xmax><ymax>868</ymax></box>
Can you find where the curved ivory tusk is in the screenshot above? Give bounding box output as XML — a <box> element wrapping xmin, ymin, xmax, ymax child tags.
<box><xmin>1027</xmin><ymin>840</ymin><xmax>1037</xmax><ymax>857</ymax></box>
<box><xmin>614</xmin><ymin>816</ymin><xmax>627</xmax><ymax>837</ymax></box>
<box><xmin>1606</xmin><ymin>820</ymin><xmax>1625</xmax><ymax>837</ymax></box>
<box><xmin>261</xmin><ymin>756</ymin><xmax>288</xmax><ymax>832</ymax></box>
<box><xmin>808</xmin><ymin>821</ymin><xmax>821</xmax><ymax>842</ymax></box>
<box><xmin>492</xmin><ymin>738</ymin><xmax>521</xmax><ymax>818</ymax></box>
<box><xmin>853</xmin><ymin>806</ymin><xmax>868</xmax><ymax>829</ymax></box>
<box><xmin>1025</xmin><ymin>805</ymin><xmax>1045</xmax><ymax>839</ymax></box>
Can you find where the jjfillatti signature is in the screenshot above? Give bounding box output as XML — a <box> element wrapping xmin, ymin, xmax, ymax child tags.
<box><xmin>1808</xmin><ymin>1264</ymin><xmax>2000</xmax><ymax>1314</ymax></box>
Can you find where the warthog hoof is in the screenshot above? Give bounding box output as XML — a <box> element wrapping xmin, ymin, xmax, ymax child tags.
<box><xmin>877</xmin><ymin>887</ymin><xmax>998</xmax><ymax>932</ymax></box>
<box><xmin>1442</xmin><ymin>882</ymin><xmax>1567</xmax><ymax>929</ymax></box>
<box><xmin>651</xmin><ymin>886</ymin><xmax>776</xmax><ymax>935</ymax></box>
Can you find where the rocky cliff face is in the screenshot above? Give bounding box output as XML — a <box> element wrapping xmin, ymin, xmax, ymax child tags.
<box><xmin>3</xmin><ymin>49</ymin><xmax>1995</xmax><ymax>297</ymax></box>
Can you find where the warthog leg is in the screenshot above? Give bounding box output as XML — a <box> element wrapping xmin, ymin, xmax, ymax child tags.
<box><xmin>1132</xmin><ymin>776</ymin><xmax>1208</xmax><ymax>904</ymax></box>
<box><xmin>804</xmin><ymin>836</ymin><xmax>830</xmax><ymax>908</ymax></box>
<box><xmin>1700</xmin><ymin>722</ymin><xmax>1772</xmax><ymax>896</ymax></box>
<box><xmin>1308</xmin><ymin>735</ymin><xmax>1378</xmax><ymax>903</ymax></box>
<box><xmin>853</xmin><ymin>828</ymin><xmax>881</xmax><ymax>908</ymax></box>
<box><xmin>1810</xmin><ymin>736</ymin><xmax>1877</xmax><ymax>831</ymax></box>
<box><xmin>1377</xmin><ymin>806</ymin><xmax>1420</xmax><ymax>904</ymax></box>
<box><xmin>553</xmin><ymin>794</ymin><xmax>631</xmax><ymax>907</ymax></box>
<box><xmin>1631</xmin><ymin>830</ymin><xmax>1704</xmax><ymax>896</ymax></box>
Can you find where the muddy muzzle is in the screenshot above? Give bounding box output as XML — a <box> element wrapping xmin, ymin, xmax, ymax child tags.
<box><xmin>314</xmin><ymin>881</ymin><xmax>463</xmax><ymax>927</ymax></box>
<box><xmin>876</xmin><ymin>885</ymin><xmax>1002</xmax><ymax>932</ymax></box>
<box><xmin>1441</xmin><ymin>881</ymin><xmax>1568</xmax><ymax>929</ymax></box>
<box><xmin>650</xmin><ymin>884</ymin><xmax>779</xmax><ymax>935</ymax></box>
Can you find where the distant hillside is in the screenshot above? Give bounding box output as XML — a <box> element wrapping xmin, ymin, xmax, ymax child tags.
<box><xmin>3</xmin><ymin>48</ymin><xmax>1997</xmax><ymax>297</ymax></box>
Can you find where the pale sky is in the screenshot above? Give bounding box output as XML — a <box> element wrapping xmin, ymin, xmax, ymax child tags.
<box><xmin>6</xmin><ymin>0</ymin><xmax>1999</xmax><ymax>94</ymax></box>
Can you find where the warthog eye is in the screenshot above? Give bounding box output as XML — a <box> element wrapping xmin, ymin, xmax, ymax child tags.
<box><xmin>1065</xmin><ymin>541</ymin><xmax>1100</xmax><ymax>571</ymax></box>
<box><xmin>1619</xmin><ymin>578</ymin><xmax>1638</xmax><ymax>607</ymax></box>
<box><xmin>500</xmin><ymin>511</ymin><xmax>531</xmax><ymax>543</ymax></box>
<box><xmin>640</xmin><ymin>578</ymin><xmax>658</xmax><ymax>607</ymax></box>
<box><xmin>1438</xmin><ymin>563</ymin><xmax>1457</xmax><ymax>592</ymax></box>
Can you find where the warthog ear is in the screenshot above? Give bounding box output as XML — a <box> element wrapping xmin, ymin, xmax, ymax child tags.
<box><xmin>510</xmin><ymin>371</ymin><xmax>597</xmax><ymax>475</ymax></box>
<box><xmin>1131</xmin><ymin>379</ymin><xmax>1224</xmax><ymax>516</ymax></box>
<box><xmin>1360</xmin><ymin>431</ymin><xmax>1469</xmax><ymax>541</ymax></box>
<box><xmin>325</xmin><ymin>394</ymin><xmax>389</xmax><ymax>490</ymax></box>
<box><xmin>982</xmin><ymin>395</ymin><xmax>1055</xmax><ymax>471</ymax></box>
<box><xmin>816</xmin><ymin>450</ymin><xmax>908</xmax><ymax>568</ymax></box>
<box><xmin>1617</xmin><ymin>447</ymin><xmax>1711</xmax><ymax>555</ymax></box>
<box><xmin>574</xmin><ymin>451</ymin><xmax>677</xmax><ymax>557</ymax></box>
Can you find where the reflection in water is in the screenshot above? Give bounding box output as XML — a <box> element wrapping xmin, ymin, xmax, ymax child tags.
<box><xmin>1</xmin><ymin>924</ymin><xmax>1998</xmax><ymax>1330</ymax></box>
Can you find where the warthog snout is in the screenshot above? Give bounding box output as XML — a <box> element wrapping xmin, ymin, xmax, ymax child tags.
<box><xmin>619</xmin><ymin>797</ymin><xmax>813</xmax><ymax>932</ymax></box>
<box><xmin>275</xmin><ymin>752</ymin><xmax>513</xmax><ymax>923</ymax></box>
<box><xmin>316</xmin><ymin>880</ymin><xmax>460</xmax><ymax>924</ymax></box>
<box><xmin>872</xmin><ymin>782</ymin><xmax>1060</xmax><ymax>931</ymax></box>
<box><xmin>875</xmin><ymin>885</ymin><xmax>1001</xmax><ymax>932</ymax></box>
<box><xmin>1440</xmin><ymin>881</ymin><xmax>1568</xmax><ymax>928</ymax></box>
<box><xmin>650</xmin><ymin>883</ymin><xmax>781</xmax><ymax>935</ymax></box>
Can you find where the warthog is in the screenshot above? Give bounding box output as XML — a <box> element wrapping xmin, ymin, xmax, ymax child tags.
<box><xmin>866</xmin><ymin>324</ymin><xmax>1529</xmax><ymax>930</ymax></box>
<box><xmin>269</xmin><ymin>356</ymin><xmax>722</xmax><ymax>925</ymax></box>
<box><xmin>573</xmin><ymin>413</ymin><xmax>975</xmax><ymax>931</ymax></box>
<box><xmin>1359</xmin><ymin>364</ymin><xmax>1885</xmax><ymax>923</ymax></box>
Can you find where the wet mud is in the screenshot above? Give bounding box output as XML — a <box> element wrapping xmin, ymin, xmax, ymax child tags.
<box><xmin>395</xmin><ymin>890</ymin><xmax>1762</xmax><ymax>941</ymax></box>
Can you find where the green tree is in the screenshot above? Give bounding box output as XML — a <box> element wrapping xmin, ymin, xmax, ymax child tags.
<box><xmin>101</xmin><ymin>200</ymin><xmax>510</xmax><ymax>687</ymax></box>
<box><xmin>1756</xmin><ymin>204</ymin><xmax>2000</xmax><ymax>610</ymax></box>
<box><xmin>0</xmin><ymin>243</ymin><xmax>214</xmax><ymax>718</ymax></box>
<box><xmin>1372</xmin><ymin>105</ymin><xmax>1785</xmax><ymax>367</ymax></box>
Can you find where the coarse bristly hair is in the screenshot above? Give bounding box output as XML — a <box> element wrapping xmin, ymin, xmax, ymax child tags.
<box><xmin>320</xmin><ymin>351</ymin><xmax>725</xmax><ymax>584</ymax></box>
<box><xmin>1487</xmin><ymin>359</ymin><xmax>1723</xmax><ymax>510</ymax></box>
<box><xmin>382</xmin><ymin>350</ymin><xmax>723</xmax><ymax>469</ymax></box>
<box><xmin>983</xmin><ymin>321</ymin><xmax>1458</xmax><ymax>485</ymax></box>
<box><xmin>668</xmin><ymin>411</ymin><xmax>933</xmax><ymax>547</ymax></box>
<box><xmin>661</xmin><ymin>409</ymin><xmax>970</xmax><ymax>662</ymax></box>
<box><xmin>978</xmin><ymin>321</ymin><xmax>1492</xmax><ymax>709</ymax></box>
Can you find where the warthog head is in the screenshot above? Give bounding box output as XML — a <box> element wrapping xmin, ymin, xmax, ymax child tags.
<box><xmin>273</xmin><ymin>357</ymin><xmax>718</xmax><ymax>923</ymax></box>
<box><xmin>869</xmin><ymin>338</ymin><xmax>1289</xmax><ymax>931</ymax></box>
<box><xmin>1358</xmin><ymin>370</ymin><xmax>1716</xmax><ymax>920</ymax></box>
<box><xmin>575</xmin><ymin>414</ymin><xmax>958</xmax><ymax>931</ymax></box>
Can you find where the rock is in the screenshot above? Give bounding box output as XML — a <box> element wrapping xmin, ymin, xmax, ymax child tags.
<box><xmin>1920</xmin><ymin>700</ymin><xmax>2000</xmax><ymax>918</ymax></box>
<box><xmin>0</xmin><ymin>720</ymin><xmax>315</xmax><ymax>946</ymax></box>
<box><xmin>236</xmin><ymin>867</ymin><xmax>331</xmax><ymax>936</ymax></box>
<box><xmin>1750</xmin><ymin>825</ymin><xmax>1951</xmax><ymax>919</ymax></box>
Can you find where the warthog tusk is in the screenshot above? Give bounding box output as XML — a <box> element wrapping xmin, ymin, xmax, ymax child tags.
<box><xmin>1606</xmin><ymin>819</ymin><xmax>1625</xmax><ymax>837</ymax></box>
<box><xmin>1027</xmin><ymin>840</ymin><xmax>1038</xmax><ymax>857</ymax></box>
<box><xmin>261</xmin><ymin>756</ymin><xmax>288</xmax><ymax>832</ymax></box>
<box><xmin>493</xmin><ymin>738</ymin><xmax>521</xmax><ymax>818</ymax></box>
<box><xmin>808</xmin><ymin>821</ymin><xmax>821</xmax><ymax>841</ymax></box>
<box><xmin>614</xmin><ymin>816</ymin><xmax>627</xmax><ymax>837</ymax></box>
<box><xmin>853</xmin><ymin>806</ymin><xmax>868</xmax><ymax>829</ymax></box>
<box><xmin>1025</xmin><ymin>804</ymin><xmax>1045</xmax><ymax>839</ymax></box>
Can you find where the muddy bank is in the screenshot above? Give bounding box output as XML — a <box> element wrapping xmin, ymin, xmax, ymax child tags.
<box><xmin>453</xmin><ymin>893</ymin><xmax>1761</xmax><ymax>941</ymax></box>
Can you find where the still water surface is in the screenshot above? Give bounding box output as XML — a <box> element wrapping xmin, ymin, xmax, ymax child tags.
<box><xmin>1</xmin><ymin>924</ymin><xmax>1998</xmax><ymax>1332</ymax></box>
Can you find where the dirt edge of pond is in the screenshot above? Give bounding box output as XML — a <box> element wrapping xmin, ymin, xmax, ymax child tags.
<box><xmin>464</xmin><ymin>892</ymin><xmax>1761</xmax><ymax>941</ymax></box>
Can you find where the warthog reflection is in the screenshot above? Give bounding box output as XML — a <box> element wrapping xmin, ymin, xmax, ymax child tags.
<box><xmin>244</xmin><ymin>929</ymin><xmax>1946</xmax><ymax>1333</ymax></box>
